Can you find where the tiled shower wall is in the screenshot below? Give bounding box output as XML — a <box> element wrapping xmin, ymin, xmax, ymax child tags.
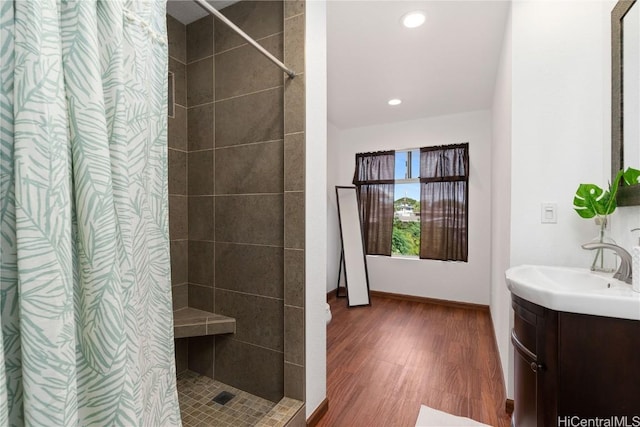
<box><xmin>211</xmin><ymin>1</ymin><xmax>285</xmax><ymax>403</ymax></box>
<box><xmin>166</xmin><ymin>0</ymin><xmax>306</xmax><ymax>406</ymax></box>
<box><xmin>283</xmin><ymin>0</ymin><xmax>305</xmax><ymax>404</ymax></box>
<box><xmin>167</xmin><ymin>15</ymin><xmax>189</xmax><ymax>373</ymax></box>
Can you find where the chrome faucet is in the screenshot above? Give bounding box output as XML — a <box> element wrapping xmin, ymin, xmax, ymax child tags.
<box><xmin>581</xmin><ymin>242</ymin><xmax>632</xmax><ymax>284</ymax></box>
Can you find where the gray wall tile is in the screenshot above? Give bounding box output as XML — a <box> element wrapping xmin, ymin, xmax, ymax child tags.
<box><xmin>215</xmin><ymin>195</ymin><xmax>283</xmax><ymax>246</ymax></box>
<box><xmin>284</xmin><ymin>133</ymin><xmax>304</xmax><ymax>191</ymax></box>
<box><xmin>188</xmin><ymin>241</ymin><xmax>215</xmax><ymax>286</ymax></box>
<box><xmin>168</xmin><ymin>149</ymin><xmax>186</xmax><ymax>195</ymax></box>
<box><xmin>175</xmin><ymin>338</ymin><xmax>189</xmax><ymax>374</ymax></box>
<box><xmin>189</xmin><ymin>335</ymin><xmax>215</xmax><ymax>377</ymax></box>
<box><xmin>169</xmin><ymin>195</ymin><xmax>188</xmax><ymax>240</ymax></box>
<box><xmin>284</xmin><ymin>249</ymin><xmax>304</xmax><ymax>308</ymax></box>
<box><xmin>215</xmin><ymin>140</ymin><xmax>283</xmax><ymax>195</ymax></box>
<box><xmin>171</xmin><ymin>240</ymin><xmax>188</xmax><ymax>285</ymax></box>
<box><xmin>188</xmin><ymin>150</ymin><xmax>214</xmax><ymax>195</ymax></box>
<box><xmin>167</xmin><ymin>15</ymin><xmax>186</xmax><ymax>63</ymax></box>
<box><xmin>284</xmin><ymin>306</ymin><xmax>304</xmax><ymax>365</ymax></box>
<box><xmin>284</xmin><ymin>362</ymin><xmax>304</xmax><ymax>401</ymax></box>
<box><xmin>187</xmin><ymin>57</ymin><xmax>214</xmax><ymax>107</ymax></box>
<box><xmin>189</xmin><ymin>284</ymin><xmax>214</xmax><ymax>312</ymax></box>
<box><xmin>172</xmin><ymin>283</ymin><xmax>188</xmax><ymax>310</ymax></box>
<box><xmin>175</xmin><ymin>323</ymin><xmax>207</xmax><ymax>339</ymax></box>
<box><xmin>284</xmin><ymin>192</ymin><xmax>304</xmax><ymax>249</ymax></box>
<box><xmin>169</xmin><ymin>58</ymin><xmax>186</xmax><ymax>107</ymax></box>
<box><xmin>188</xmin><ymin>196</ymin><xmax>215</xmax><ymax>241</ymax></box>
<box><xmin>215</xmin><ymin>1</ymin><xmax>283</xmax><ymax>53</ymax></box>
<box><xmin>215</xmin><ymin>242</ymin><xmax>283</xmax><ymax>298</ymax></box>
<box><xmin>284</xmin><ymin>14</ymin><xmax>304</xmax><ymax>75</ymax></box>
<box><xmin>187</xmin><ymin>15</ymin><xmax>213</xmax><ymax>63</ymax></box>
<box><xmin>284</xmin><ymin>75</ymin><xmax>304</xmax><ymax>134</ymax></box>
<box><xmin>188</xmin><ymin>103</ymin><xmax>214</xmax><ymax>151</ymax></box>
<box><xmin>215</xmin><ymin>87</ymin><xmax>283</xmax><ymax>148</ymax></box>
<box><xmin>166</xmin><ymin>3</ymin><xmax>306</xmax><ymax>404</ymax></box>
<box><xmin>215</xmin><ymin>289</ymin><xmax>283</xmax><ymax>351</ymax></box>
<box><xmin>284</xmin><ymin>0</ymin><xmax>304</xmax><ymax>19</ymax></box>
<box><xmin>215</xmin><ymin>35</ymin><xmax>283</xmax><ymax>100</ymax></box>
<box><xmin>168</xmin><ymin>105</ymin><xmax>187</xmax><ymax>151</ymax></box>
<box><xmin>215</xmin><ymin>337</ymin><xmax>283</xmax><ymax>402</ymax></box>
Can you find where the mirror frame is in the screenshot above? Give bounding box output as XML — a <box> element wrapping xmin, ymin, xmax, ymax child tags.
<box><xmin>335</xmin><ymin>186</ymin><xmax>371</xmax><ymax>308</ymax></box>
<box><xmin>612</xmin><ymin>0</ymin><xmax>640</xmax><ymax>205</ymax></box>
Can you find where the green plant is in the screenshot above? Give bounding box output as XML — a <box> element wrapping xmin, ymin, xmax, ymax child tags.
<box><xmin>573</xmin><ymin>167</ymin><xmax>640</xmax><ymax>219</ymax></box>
<box><xmin>623</xmin><ymin>167</ymin><xmax>640</xmax><ymax>186</ymax></box>
<box><xmin>573</xmin><ymin>170</ymin><xmax>623</xmax><ymax>219</ymax></box>
<box><xmin>391</xmin><ymin>218</ymin><xmax>420</xmax><ymax>256</ymax></box>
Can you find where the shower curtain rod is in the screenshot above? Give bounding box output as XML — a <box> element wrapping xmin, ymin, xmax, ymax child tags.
<box><xmin>192</xmin><ymin>0</ymin><xmax>296</xmax><ymax>79</ymax></box>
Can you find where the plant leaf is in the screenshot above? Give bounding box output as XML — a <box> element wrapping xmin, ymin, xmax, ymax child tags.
<box><xmin>623</xmin><ymin>167</ymin><xmax>640</xmax><ymax>185</ymax></box>
<box><xmin>573</xmin><ymin>184</ymin><xmax>604</xmax><ymax>218</ymax></box>
<box><xmin>603</xmin><ymin>169</ymin><xmax>624</xmax><ymax>215</ymax></box>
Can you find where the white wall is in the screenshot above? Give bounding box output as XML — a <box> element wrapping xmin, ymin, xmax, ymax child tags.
<box><xmin>511</xmin><ymin>1</ymin><xmax>609</xmax><ymax>270</ymax></box>
<box><xmin>511</xmin><ymin>0</ymin><xmax>637</xmax><ymax>272</ymax></box>
<box><xmin>490</xmin><ymin>5</ymin><xmax>513</xmax><ymax>400</ymax></box>
<box><xmin>327</xmin><ymin>122</ymin><xmax>342</xmax><ymax>292</ymax></box>
<box><xmin>505</xmin><ymin>0</ymin><xmax>640</xmax><ymax>400</ymax></box>
<box><xmin>305</xmin><ymin>0</ymin><xmax>328</xmax><ymax>420</ymax></box>
<box><xmin>327</xmin><ymin>110</ymin><xmax>493</xmax><ymax>305</ymax></box>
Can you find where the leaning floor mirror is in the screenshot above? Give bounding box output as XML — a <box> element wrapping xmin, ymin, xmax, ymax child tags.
<box><xmin>335</xmin><ymin>186</ymin><xmax>371</xmax><ymax>307</ymax></box>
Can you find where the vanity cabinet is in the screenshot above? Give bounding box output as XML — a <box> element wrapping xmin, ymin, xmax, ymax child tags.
<box><xmin>511</xmin><ymin>294</ymin><xmax>640</xmax><ymax>427</ymax></box>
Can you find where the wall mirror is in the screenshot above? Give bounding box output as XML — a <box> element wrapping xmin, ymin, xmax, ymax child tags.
<box><xmin>335</xmin><ymin>186</ymin><xmax>371</xmax><ymax>307</ymax></box>
<box><xmin>613</xmin><ymin>0</ymin><xmax>640</xmax><ymax>205</ymax></box>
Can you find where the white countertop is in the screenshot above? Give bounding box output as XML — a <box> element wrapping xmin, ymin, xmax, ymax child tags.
<box><xmin>505</xmin><ymin>265</ymin><xmax>640</xmax><ymax>321</ymax></box>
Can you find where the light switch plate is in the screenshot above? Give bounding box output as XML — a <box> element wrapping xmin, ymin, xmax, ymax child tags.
<box><xmin>541</xmin><ymin>202</ymin><xmax>557</xmax><ymax>224</ymax></box>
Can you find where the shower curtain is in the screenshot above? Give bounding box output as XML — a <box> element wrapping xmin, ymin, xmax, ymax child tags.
<box><xmin>0</xmin><ymin>1</ymin><xmax>181</xmax><ymax>425</ymax></box>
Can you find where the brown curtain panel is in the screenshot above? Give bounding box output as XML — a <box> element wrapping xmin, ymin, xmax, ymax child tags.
<box><xmin>353</xmin><ymin>151</ymin><xmax>395</xmax><ymax>255</ymax></box>
<box><xmin>419</xmin><ymin>143</ymin><xmax>469</xmax><ymax>261</ymax></box>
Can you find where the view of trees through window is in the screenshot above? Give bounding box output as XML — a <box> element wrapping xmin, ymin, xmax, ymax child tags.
<box><xmin>392</xmin><ymin>150</ymin><xmax>421</xmax><ymax>256</ymax></box>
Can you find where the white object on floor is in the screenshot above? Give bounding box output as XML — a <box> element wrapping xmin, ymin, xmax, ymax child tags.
<box><xmin>325</xmin><ymin>303</ymin><xmax>332</xmax><ymax>324</ymax></box>
<box><xmin>415</xmin><ymin>405</ymin><xmax>490</xmax><ymax>427</ymax></box>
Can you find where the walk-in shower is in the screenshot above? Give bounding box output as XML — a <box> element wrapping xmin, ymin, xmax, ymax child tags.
<box><xmin>166</xmin><ymin>1</ymin><xmax>306</xmax><ymax>425</ymax></box>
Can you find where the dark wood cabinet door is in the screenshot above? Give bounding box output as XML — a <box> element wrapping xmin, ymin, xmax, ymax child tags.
<box><xmin>557</xmin><ymin>312</ymin><xmax>640</xmax><ymax>417</ymax></box>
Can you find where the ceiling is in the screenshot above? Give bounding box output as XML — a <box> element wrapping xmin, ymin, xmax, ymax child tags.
<box><xmin>328</xmin><ymin>1</ymin><xmax>510</xmax><ymax>129</ymax></box>
<box><xmin>166</xmin><ymin>0</ymin><xmax>239</xmax><ymax>24</ymax></box>
<box><xmin>166</xmin><ymin>1</ymin><xmax>510</xmax><ymax>130</ymax></box>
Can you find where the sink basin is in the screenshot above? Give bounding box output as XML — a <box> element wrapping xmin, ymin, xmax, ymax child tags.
<box><xmin>506</xmin><ymin>265</ymin><xmax>640</xmax><ymax>320</ymax></box>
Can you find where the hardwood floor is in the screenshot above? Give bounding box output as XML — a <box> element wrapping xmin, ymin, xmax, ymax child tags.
<box><xmin>316</xmin><ymin>294</ymin><xmax>511</xmax><ymax>427</ymax></box>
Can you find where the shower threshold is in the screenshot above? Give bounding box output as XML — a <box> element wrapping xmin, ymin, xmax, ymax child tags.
<box><xmin>177</xmin><ymin>370</ymin><xmax>302</xmax><ymax>427</ymax></box>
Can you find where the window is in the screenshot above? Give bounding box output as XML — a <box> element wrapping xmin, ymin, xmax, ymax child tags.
<box><xmin>353</xmin><ymin>143</ymin><xmax>469</xmax><ymax>262</ymax></box>
<box><xmin>393</xmin><ymin>150</ymin><xmax>420</xmax><ymax>256</ymax></box>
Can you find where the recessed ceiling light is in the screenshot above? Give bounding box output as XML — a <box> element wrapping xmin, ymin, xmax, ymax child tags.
<box><xmin>388</xmin><ymin>99</ymin><xmax>402</xmax><ymax>106</ymax></box>
<box><xmin>402</xmin><ymin>11</ymin><xmax>426</xmax><ymax>28</ymax></box>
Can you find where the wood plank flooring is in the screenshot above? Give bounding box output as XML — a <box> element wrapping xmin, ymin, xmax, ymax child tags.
<box><xmin>317</xmin><ymin>294</ymin><xmax>511</xmax><ymax>427</ymax></box>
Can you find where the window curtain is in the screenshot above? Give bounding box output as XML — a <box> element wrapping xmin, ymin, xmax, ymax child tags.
<box><xmin>0</xmin><ymin>1</ymin><xmax>181</xmax><ymax>425</ymax></box>
<box><xmin>419</xmin><ymin>144</ymin><xmax>469</xmax><ymax>261</ymax></box>
<box><xmin>352</xmin><ymin>151</ymin><xmax>395</xmax><ymax>255</ymax></box>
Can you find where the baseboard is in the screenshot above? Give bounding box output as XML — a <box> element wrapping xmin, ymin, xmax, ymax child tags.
<box><xmin>505</xmin><ymin>399</ymin><xmax>514</xmax><ymax>415</ymax></box>
<box><xmin>306</xmin><ymin>398</ymin><xmax>328</xmax><ymax>427</ymax></box>
<box><xmin>369</xmin><ymin>290</ymin><xmax>490</xmax><ymax>312</ymax></box>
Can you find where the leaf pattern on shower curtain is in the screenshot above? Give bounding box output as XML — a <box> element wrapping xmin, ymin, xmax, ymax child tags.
<box><xmin>0</xmin><ymin>2</ymin><xmax>21</xmax><ymax>426</ymax></box>
<box><xmin>0</xmin><ymin>0</ymin><xmax>181</xmax><ymax>425</ymax></box>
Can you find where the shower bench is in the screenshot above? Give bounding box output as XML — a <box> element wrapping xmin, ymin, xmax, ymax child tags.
<box><xmin>173</xmin><ymin>307</ymin><xmax>236</xmax><ymax>338</ymax></box>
